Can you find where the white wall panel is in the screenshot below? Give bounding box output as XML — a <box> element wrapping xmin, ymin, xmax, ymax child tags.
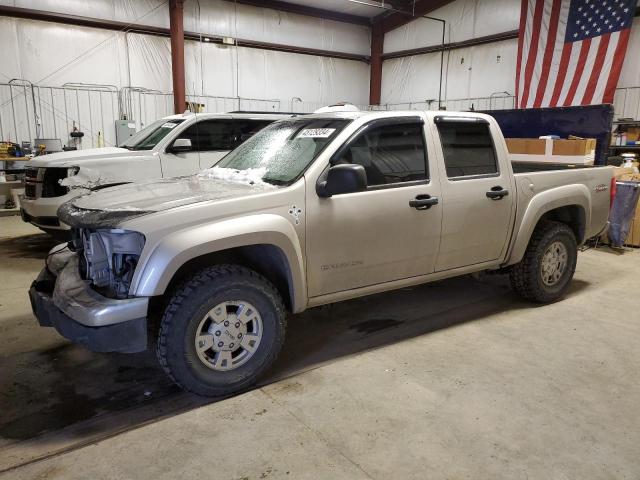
<box><xmin>465</xmin><ymin>40</ymin><xmax>517</xmax><ymax>98</ymax></box>
<box><xmin>384</xmin><ymin>0</ymin><xmax>520</xmax><ymax>54</ymax></box>
<box><xmin>0</xmin><ymin>0</ymin><xmax>169</xmax><ymax>27</ymax></box>
<box><xmin>127</xmin><ymin>33</ymin><xmax>172</xmax><ymax>91</ymax></box>
<box><xmin>185</xmin><ymin>41</ymin><xmax>237</xmax><ymax>99</ymax></box>
<box><xmin>4</xmin><ymin>18</ymin><xmax>128</xmax><ymax>87</ymax></box>
<box><xmin>0</xmin><ymin>17</ymin><xmax>22</xmax><ymax>81</ymax></box>
<box><xmin>186</xmin><ymin>1</ymin><xmax>371</xmax><ymax>56</ymax></box>
<box><xmin>381</xmin><ymin>54</ymin><xmax>443</xmax><ymax>106</ymax></box>
<box><xmin>0</xmin><ymin>0</ymin><xmax>370</xmax><ymax>55</ymax></box>
<box><xmin>381</xmin><ymin>39</ymin><xmax>518</xmax><ymax>106</ymax></box>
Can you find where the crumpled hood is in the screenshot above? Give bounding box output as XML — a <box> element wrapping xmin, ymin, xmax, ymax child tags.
<box><xmin>27</xmin><ymin>147</ymin><xmax>146</xmax><ymax>167</ymax></box>
<box><xmin>59</xmin><ymin>174</ymin><xmax>276</xmax><ymax>228</ymax></box>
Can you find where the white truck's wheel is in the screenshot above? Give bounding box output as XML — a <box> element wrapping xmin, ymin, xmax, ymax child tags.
<box><xmin>510</xmin><ymin>220</ymin><xmax>577</xmax><ymax>304</ymax></box>
<box><xmin>156</xmin><ymin>265</ymin><xmax>286</xmax><ymax>397</ymax></box>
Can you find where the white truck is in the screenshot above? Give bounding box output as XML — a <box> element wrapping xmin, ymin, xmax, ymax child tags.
<box><xmin>20</xmin><ymin>112</ymin><xmax>289</xmax><ymax>236</ymax></box>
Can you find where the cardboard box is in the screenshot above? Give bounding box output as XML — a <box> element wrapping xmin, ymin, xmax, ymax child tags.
<box><xmin>613</xmin><ymin>167</ymin><xmax>636</xmax><ymax>178</ymax></box>
<box><xmin>625</xmin><ymin>199</ymin><xmax>640</xmax><ymax>247</ymax></box>
<box><xmin>552</xmin><ymin>138</ymin><xmax>597</xmax><ymax>156</ymax></box>
<box><xmin>506</xmin><ymin>137</ymin><xmax>596</xmax><ymax>165</ymax></box>
<box><xmin>505</xmin><ymin>138</ymin><xmax>546</xmax><ymax>155</ymax></box>
<box><xmin>626</xmin><ymin>127</ymin><xmax>640</xmax><ymax>142</ymax></box>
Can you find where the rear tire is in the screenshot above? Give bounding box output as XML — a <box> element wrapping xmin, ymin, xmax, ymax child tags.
<box><xmin>510</xmin><ymin>220</ymin><xmax>577</xmax><ymax>303</ymax></box>
<box><xmin>157</xmin><ymin>265</ymin><xmax>286</xmax><ymax>397</ymax></box>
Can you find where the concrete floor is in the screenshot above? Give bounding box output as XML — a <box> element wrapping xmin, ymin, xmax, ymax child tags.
<box><xmin>1</xmin><ymin>215</ymin><xmax>639</xmax><ymax>479</ymax></box>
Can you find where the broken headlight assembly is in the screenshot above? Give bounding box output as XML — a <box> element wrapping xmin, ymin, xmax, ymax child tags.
<box><xmin>77</xmin><ymin>229</ymin><xmax>146</xmax><ymax>299</ymax></box>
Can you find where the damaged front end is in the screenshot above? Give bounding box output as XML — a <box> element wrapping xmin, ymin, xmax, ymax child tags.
<box><xmin>59</xmin><ymin>201</ymin><xmax>150</xmax><ymax>299</ymax></box>
<box><xmin>72</xmin><ymin>228</ymin><xmax>146</xmax><ymax>299</ymax></box>
<box><xmin>28</xmin><ymin>202</ymin><xmax>151</xmax><ymax>353</ymax></box>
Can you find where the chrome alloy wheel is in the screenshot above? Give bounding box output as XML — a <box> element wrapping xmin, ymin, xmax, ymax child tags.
<box><xmin>194</xmin><ymin>301</ymin><xmax>263</xmax><ymax>371</ymax></box>
<box><xmin>540</xmin><ymin>241</ymin><xmax>568</xmax><ymax>286</ymax></box>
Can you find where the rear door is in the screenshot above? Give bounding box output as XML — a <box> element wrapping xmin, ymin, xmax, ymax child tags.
<box><xmin>433</xmin><ymin>116</ymin><xmax>515</xmax><ymax>271</ymax></box>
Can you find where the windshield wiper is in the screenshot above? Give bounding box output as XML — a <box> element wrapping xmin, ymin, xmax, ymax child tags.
<box><xmin>262</xmin><ymin>178</ymin><xmax>287</xmax><ymax>186</ymax></box>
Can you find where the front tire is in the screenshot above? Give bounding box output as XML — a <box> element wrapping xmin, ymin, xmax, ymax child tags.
<box><xmin>510</xmin><ymin>220</ymin><xmax>577</xmax><ymax>303</ymax></box>
<box><xmin>157</xmin><ymin>265</ymin><xmax>286</xmax><ymax>397</ymax></box>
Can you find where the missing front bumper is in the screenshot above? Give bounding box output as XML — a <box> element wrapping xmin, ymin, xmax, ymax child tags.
<box><xmin>29</xmin><ymin>267</ymin><xmax>148</xmax><ymax>353</ymax></box>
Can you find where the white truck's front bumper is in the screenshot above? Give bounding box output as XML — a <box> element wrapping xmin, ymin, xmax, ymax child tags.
<box><xmin>21</xmin><ymin>190</ymin><xmax>84</xmax><ymax>231</ymax></box>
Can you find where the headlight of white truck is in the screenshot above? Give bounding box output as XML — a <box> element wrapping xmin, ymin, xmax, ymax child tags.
<box><xmin>78</xmin><ymin>229</ymin><xmax>145</xmax><ymax>299</ymax></box>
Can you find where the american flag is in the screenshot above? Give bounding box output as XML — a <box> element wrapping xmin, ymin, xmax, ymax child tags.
<box><xmin>516</xmin><ymin>0</ymin><xmax>636</xmax><ymax>109</ymax></box>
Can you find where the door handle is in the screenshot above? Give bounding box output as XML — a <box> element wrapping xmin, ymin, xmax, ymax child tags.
<box><xmin>486</xmin><ymin>186</ymin><xmax>509</xmax><ymax>200</ymax></box>
<box><xmin>409</xmin><ymin>194</ymin><xmax>439</xmax><ymax>210</ymax></box>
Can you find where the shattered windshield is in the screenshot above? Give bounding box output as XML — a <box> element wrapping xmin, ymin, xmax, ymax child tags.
<box><xmin>121</xmin><ymin>119</ymin><xmax>184</xmax><ymax>150</ymax></box>
<box><xmin>216</xmin><ymin>118</ymin><xmax>350</xmax><ymax>184</ymax></box>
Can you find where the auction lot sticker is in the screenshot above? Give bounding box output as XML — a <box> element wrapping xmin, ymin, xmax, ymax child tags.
<box><xmin>297</xmin><ymin>128</ymin><xmax>336</xmax><ymax>138</ymax></box>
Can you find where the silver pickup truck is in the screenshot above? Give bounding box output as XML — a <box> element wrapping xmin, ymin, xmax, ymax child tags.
<box><xmin>29</xmin><ymin>110</ymin><xmax>613</xmax><ymax>396</ymax></box>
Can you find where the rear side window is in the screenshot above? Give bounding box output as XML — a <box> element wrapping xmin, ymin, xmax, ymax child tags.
<box><xmin>232</xmin><ymin>120</ymin><xmax>274</xmax><ymax>149</ymax></box>
<box><xmin>436</xmin><ymin>121</ymin><xmax>498</xmax><ymax>178</ymax></box>
<box><xmin>178</xmin><ymin>120</ymin><xmax>235</xmax><ymax>151</ymax></box>
<box><xmin>333</xmin><ymin>121</ymin><xmax>428</xmax><ymax>187</ymax></box>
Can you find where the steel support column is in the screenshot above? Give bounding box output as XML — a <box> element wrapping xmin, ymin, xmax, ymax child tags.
<box><xmin>169</xmin><ymin>0</ymin><xmax>185</xmax><ymax>114</ymax></box>
<box><xmin>369</xmin><ymin>22</ymin><xmax>384</xmax><ymax>106</ymax></box>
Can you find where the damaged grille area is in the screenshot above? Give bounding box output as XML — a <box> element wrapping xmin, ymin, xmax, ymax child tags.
<box><xmin>42</xmin><ymin>168</ymin><xmax>69</xmax><ymax>197</ymax></box>
<box><xmin>72</xmin><ymin>227</ymin><xmax>146</xmax><ymax>299</ymax></box>
<box><xmin>24</xmin><ymin>167</ymin><xmax>69</xmax><ymax>199</ymax></box>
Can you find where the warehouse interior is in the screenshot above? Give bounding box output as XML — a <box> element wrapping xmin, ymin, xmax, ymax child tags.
<box><xmin>1</xmin><ymin>0</ymin><xmax>640</xmax><ymax>478</ymax></box>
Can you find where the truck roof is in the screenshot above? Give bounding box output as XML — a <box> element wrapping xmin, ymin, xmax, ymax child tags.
<box><xmin>282</xmin><ymin>110</ymin><xmax>494</xmax><ymax>122</ymax></box>
<box><xmin>160</xmin><ymin>112</ymin><xmax>294</xmax><ymax>121</ymax></box>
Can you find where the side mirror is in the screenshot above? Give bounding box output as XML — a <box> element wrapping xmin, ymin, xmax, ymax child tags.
<box><xmin>316</xmin><ymin>164</ymin><xmax>367</xmax><ymax>198</ymax></box>
<box><xmin>170</xmin><ymin>138</ymin><xmax>192</xmax><ymax>153</ymax></box>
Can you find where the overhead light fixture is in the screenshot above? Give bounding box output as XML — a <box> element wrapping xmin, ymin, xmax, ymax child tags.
<box><xmin>222</xmin><ymin>37</ymin><xmax>235</xmax><ymax>45</ymax></box>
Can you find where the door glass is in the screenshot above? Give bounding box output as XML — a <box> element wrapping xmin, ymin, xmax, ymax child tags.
<box><xmin>436</xmin><ymin>122</ymin><xmax>498</xmax><ymax>178</ymax></box>
<box><xmin>177</xmin><ymin>120</ymin><xmax>235</xmax><ymax>152</ymax></box>
<box><xmin>333</xmin><ymin>122</ymin><xmax>428</xmax><ymax>186</ymax></box>
<box><xmin>232</xmin><ymin>120</ymin><xmax>274</xmax><ymax>149</ymax></box>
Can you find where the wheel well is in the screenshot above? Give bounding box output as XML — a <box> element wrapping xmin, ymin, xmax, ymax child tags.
<box><xmin>162</xmin><ymin>244</ymin><xmax>295</xmax><ymax>311</ymax></box>
<box><xmin>539</xmin><ymin>205</ymin><xmax>586</xmax><ymax>243</ymax></box>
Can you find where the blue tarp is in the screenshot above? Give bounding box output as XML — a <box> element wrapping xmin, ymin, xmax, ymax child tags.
<box><xmin>483</xmin><ymin>104</ymin><xmax>614</xmax><ymax>166</ymax></box>
<box><xmin>608</xmin><ymin>181</ymin><xmax>640</xmax><ymax>247</ymax></box>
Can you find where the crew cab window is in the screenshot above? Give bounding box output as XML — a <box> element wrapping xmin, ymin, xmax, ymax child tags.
<box><xmin>436</xmin><ymin>121</ymin><xmax>498</xmax><ymax>178</ymax></box>
<box><xmin>232</xmin><ymin>120</ymin><xmax>273</xmax><ymax>149</ymax></box>
<box><xmin>177</xmin><ymin>120</ymin><xmax>235</xmax><ymax>151</ymax></box>
<box><xmin>333</xmin><ymin>122</ymin><xmax>428</xmax><ymax>187</ymax></box>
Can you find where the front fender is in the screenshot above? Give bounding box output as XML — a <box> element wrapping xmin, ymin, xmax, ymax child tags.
<box><xmin>506</xmin><ymin>184</ymin><xmax>591</xmax><ymax>266</ymax></box>
<box><xmin>130</xmin><ymin>214</ymin><xmax>307</xmax><ymax>312</ymax></box>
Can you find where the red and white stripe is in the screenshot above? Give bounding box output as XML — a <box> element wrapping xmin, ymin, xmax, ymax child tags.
<box><xmin>516</xmin><ymin>0</ymin><xmax>632</xmax><ymax>109</ymax></box>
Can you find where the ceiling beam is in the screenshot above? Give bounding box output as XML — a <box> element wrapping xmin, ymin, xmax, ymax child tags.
<box><xmin>227</xmin><ymin>0</ymin><xmax>371</xmax><ymax>26</ymax></box>
<box><xmin>375</xmin><ymin>0</ymin><xmax>455</xmax><ymax>33</ymax></box>
<box><xmin>0</xmin><ymin>5</ymin><xmax>370</xmax><ymax>63</ymax></box>
<box><xmin>382</xmin><ymin>29</ymin><xmax>519</xmax><ymax>60</ymax></box>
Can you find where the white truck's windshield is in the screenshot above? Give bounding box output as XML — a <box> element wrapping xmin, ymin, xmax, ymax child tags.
<box><xmin>216</xmin><ymin>118</ymin><xmax>350</xmax><ymax>184</ymax></box>
<box><xmin>121</xmin><ymin>119</ymin><xmax>185</xmax><ymax>150</ymax></box>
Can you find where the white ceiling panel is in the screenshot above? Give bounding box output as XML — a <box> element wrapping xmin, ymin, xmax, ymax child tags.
<box><xmin>280</xmin><ymin>0</ymin><xmax>386</xmax><ymax>19</ymax></box>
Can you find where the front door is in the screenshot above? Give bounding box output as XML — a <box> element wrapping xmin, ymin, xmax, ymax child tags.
<box><xmin>305</xmin><ymin>117</ymin><xmax>443</xmax><ymax>297</ymax></box>
<box><xmin>432</xmin><ymin>117</ymin><xmax>515</xmax><ymax>271</ymax></box>
<box><xmin>160</xmin><ymin>119</ymin><xmax>236</xmax><ymax>177</ymax></box>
